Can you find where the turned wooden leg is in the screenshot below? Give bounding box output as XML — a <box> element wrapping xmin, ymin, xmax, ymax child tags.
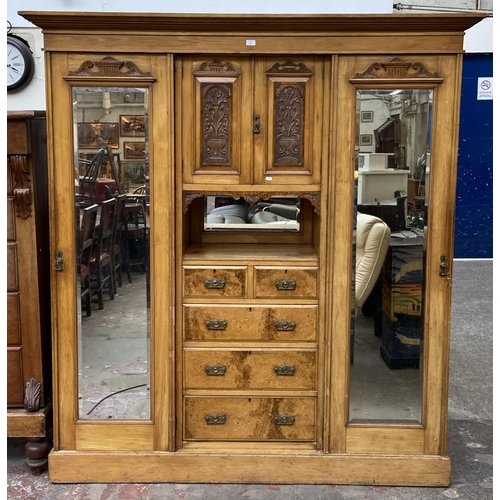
<box><xmin>25</xmin><ymin>437</ymin><xmax>49</xmax><ymax>475</ymax></box>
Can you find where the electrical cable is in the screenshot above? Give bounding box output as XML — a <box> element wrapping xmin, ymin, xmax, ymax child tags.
<box><xmin>86</xmin><ymin>383</ymin><xmax>147</xmax><ymax>415</ymax></box>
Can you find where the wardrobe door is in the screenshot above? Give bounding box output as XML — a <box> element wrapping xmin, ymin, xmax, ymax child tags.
<box><xmin>253</xmin><ymin>57</ymin><xmax>325</xmax><ymax>186</ymax></box>
<box><xmin>179</xmin><ymin>56</ymin><xmax>253</xmax><ymax>186</ymax></box>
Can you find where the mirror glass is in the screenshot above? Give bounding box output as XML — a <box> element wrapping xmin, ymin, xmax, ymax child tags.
<box><xmin>349</xmin><ymin>88</ymin><xmax>432</xmax><ymax>423</ymax></box>
<box><xmin>204</xmin><ymin>195</ymin><xmax>300</xmax><ymax>232</ymax></box>
<box><xmin>73</xmin><ymin>86</ymin><xmax>150</xmax><ymax>420</ymax></box>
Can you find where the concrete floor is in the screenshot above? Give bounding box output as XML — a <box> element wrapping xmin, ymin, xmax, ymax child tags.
<box><xmin>6</xmin><ymin>259</ymin><xmax>493</xmax><ymax>499</ymax></box>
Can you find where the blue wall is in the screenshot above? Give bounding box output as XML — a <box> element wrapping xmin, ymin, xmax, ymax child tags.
<box><xmin>454</xmin><ymin>54</ymin><xmax>493</xmax><ymax>259</ymax></box>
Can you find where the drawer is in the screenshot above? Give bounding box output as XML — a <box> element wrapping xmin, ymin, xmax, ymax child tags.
<box><xmin>183</xmin><ymin>304</ymin><xmax>318</xmax><ymax>342</ymax></box>
<box><xmin>184</xmin><ymin>396</ymin><xmax>316</xmax><ymax>441</ymax></box>
<box><xmin>254</xmin><ymin>266</ymin><xmax>318</xmax><ymax>299</ymax></box>
<box><xmin>184</xmin><ymin>266</ymin><xmax>247</xmax><ymax>298</ymax></box>
<box><xmin>184</xmin><ymin>349</ymin><xmax>316</xmax><ymax>390</ymax></box>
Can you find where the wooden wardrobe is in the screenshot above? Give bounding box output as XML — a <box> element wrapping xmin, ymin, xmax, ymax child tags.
<box><xmin>19</xmin><ymin>11</ymin><xmax>485</xmax><ymax>485</ymax></box>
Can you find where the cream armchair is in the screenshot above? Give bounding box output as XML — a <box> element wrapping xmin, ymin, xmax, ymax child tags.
<box><xmin>355</xmin><ymin>212</ymin><xmax>391</xmax><ymax>314</ymax></box>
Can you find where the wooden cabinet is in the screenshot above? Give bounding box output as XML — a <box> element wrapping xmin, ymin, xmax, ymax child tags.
<box><xmin>20</xmin><ymin>11</ymin><xmax>486</xmax><ymax>486</ymax></box>
<box><xmin>7</xmin><ymin>111</ymin><xmax>52</xmax><ymax>474</ymax></box>
<box><xmin>179</xmin><ymin>56</ymin><xmax>324</xmax><ymax>187</ymax></box>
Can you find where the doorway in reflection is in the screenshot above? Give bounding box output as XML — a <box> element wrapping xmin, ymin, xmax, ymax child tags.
<box><xmin>350</xmin><ymin>88</ymin><xmax>432</xmax><ymax>423</ymax></box>
<box><xmin>73</xmin><ymin>86</ymin><xmax>151</xmax><ymax>420</ymax></box>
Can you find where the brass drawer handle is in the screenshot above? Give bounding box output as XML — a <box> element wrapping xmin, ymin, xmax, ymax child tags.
<box><xmin>206</xmin><ymin>319</ymin><xmax>227</xmax><ymax>330</ymax></box>
<box><xmin>274</xmin><ymin>320</ymin><xmax>296</xmax><ymax>331</ymax></box>
<box><xmin>274</xmin><ymin>365</ymin><xmax>295</xmax><ymax>376</ymax></box>
<box><xmin>205</xmin><ymin>364</ymin><xmax>226</xmax><ymax>376</ymax></box>
<box><xmin>274</xmin><ymin>414</ymin><xmax>295</xmax><ymax>425</ymax></box>
<box><xmin>274</xmin><ymin>279</ymin><xmax>296</xmax><ymax>290</ymax></box>
<box><xmin>205</xmin><ymin>414</ymin><xmax>227</xmax><ymax>425</ymax></box>
<box><xmin>205</xmin><ymin>277</ymin><xmax>226</xmax><ymax>289</ymax></box>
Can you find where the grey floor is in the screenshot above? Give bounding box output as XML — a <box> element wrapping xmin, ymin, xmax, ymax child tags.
<box><xmin>6</xmin><ymin>259</ymin><xmax>493</xmax><ymax>499</ymax></box>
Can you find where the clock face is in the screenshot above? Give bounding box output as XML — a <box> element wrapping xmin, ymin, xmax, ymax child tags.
<box><xmin>7</xmin><ymin>36</ymin><xmax>35</xmax><ymax>93</ymax></box>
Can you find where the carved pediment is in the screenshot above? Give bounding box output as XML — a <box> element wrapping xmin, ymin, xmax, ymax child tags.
<box><xmin>350</xmin><ymin>57</ymin><xmax>442</xmax><ymax>84</ymax></box>
<box><xmin>193</xmin><ymin>60</ymin><xmax>242</xmax><ymax>77</ymax></box>
<box><xmin>64</xmin><ymin>56</ymin><xmax>155</xmax><ymax>83</ymax></box>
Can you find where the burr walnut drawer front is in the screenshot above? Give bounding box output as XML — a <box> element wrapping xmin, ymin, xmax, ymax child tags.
<box><xmin>183</xmin><ymin>266</ymin><xmax>247</xmax><ymax>298</ymax></box>
<box><xmin>184</xmin><ymin>396</ymin><xmax>316</xmax><ymax>441</ymax></box>
<box><xmin>184</xmin><ymin>349</ymin><xmax>317</xmax><ymax>390</ymax></box>
<box><xmin>254</xmin><ymin>266</ymin><xmax>318</xmax><ymax>299</ymax></box>
<box><xmin>183</xmin><ymin>304</ymin><xmax>318</xmax><ymax>342</ymax></box>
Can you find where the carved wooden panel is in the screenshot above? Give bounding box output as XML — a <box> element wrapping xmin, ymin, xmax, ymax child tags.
<box><xmin>253</xmin><ymin>57</ymin><xmax>325</xmax><ymax>185</ymax></box>
<box><xmin>201</xmin><ymin>83</ymin><xmax>232</xmax><ymax>165</ymax></box>
<box><xmin>181</xmin><ymin>57</ymin><xmax>250</xmax><ymax>184</ymax></box>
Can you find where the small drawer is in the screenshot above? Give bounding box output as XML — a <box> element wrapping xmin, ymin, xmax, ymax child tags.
<box><xmin>184</xmin><ymin>349</ymin><xmax>316</xmax><ymax>390</ymax></box>
<box><xmin>184</xmin><ymin>266</ymin><xmax>247</xmax><ymax>298</ymax></box>
<box><xmin>183</xmin><ymin>304</ymin><xmax>318</xmax><ymax>342</ymax></box>
<box><xmin>184</xmin><ymin>396</ymin><xmax>316</xmax><ymax>441</ymax></box>
<box><xmin>254</xmin><ymin>267</ymin><xmax>318</xmax><ymax>299</ymax></box>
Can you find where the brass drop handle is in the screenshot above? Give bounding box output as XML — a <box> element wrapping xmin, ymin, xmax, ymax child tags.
<box><xmin>275</xmin><ymin>279</ymin><xmax>296</xmax><ymax>290</ymax></box>
<box><xmin>206</xmin><ymin>319</ymin><xmax>227</xmax><ymax>330</ymax></box>
<box><xmin>205</xmin><ymin>414</ymin><xmax>227</xmax><ymax>425</ymax></box>
<box><xmin>274</xmin><ymin>414</ymin><xmax>295</xmax><ymax>425</ymax></box>
<box><xmin>274</xmin><ymin>320</ymin><xmax>296</xmax><ymax>331</ymax></box>
<box><xmin>205</xmin><ymin>365</ymin><xmax>226</xmax><ymax>376</ymax></box>
<box><xmin>253</xmin><ymin>115</ymin><xmax>260</xmax><ymax>134</ymax></box>
<box><xmin>274</xmin><ymin>365</ymin><xmax>295</xmax><ymax>376</ymax></box>
<box><xmin>204</xmin><ymin>277</ymin><xmax>226</xmax><ymax>289</ymax></box>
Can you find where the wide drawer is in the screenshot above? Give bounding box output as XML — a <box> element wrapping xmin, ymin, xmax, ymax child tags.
<box><xmin>183</xmin><ymin>304</ymin><xmax>318</xmax><ymax>342</ymax></box>
<box><xmin>184</xmin><ymin>266</ymin><xmax>247</xmax><ymax>298</ymax></box>
<box><xmin>184</xmin><ymin>396</ymin><xmax>316</xmax><ymax>441</ymax></box>
<box><xmin>254</xmin><ymin>266</ymin><xmax>318</xmax><ymax>299</ymax></box>
<box><xmin>184</xmin><ymin>349</ymin><xmax>316</xmax><ymax>390</ymax></box>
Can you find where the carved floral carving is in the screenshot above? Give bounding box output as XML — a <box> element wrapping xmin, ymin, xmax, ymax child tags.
<box><xmin>10</xmin><ymin>155</ymin><xmax>32</xmax><ymax>219</ymax></box>
<box><xmin>24</xmin><ymin>378</ymin><xmax>41</xmax><ymax>412</ymax></box>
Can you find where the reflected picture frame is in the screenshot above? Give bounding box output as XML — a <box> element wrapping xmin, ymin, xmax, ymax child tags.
<box><xmin>120</xmin><ymin>115</ymin><xmax>146</xmax><ymax>137</ymax></box>
<box><xmin>123</xmin><ymin>141</ymin><xmax>146</xmax><ymax>159</ymax></box>
<box><xmin>360</xmin><ymin>134</ymin><xmax>372</xmax><ymax>146</ymax></box>
<box><xmin>77</xmin><ymin>123</ymin><xmax>119</xmax><ymax>149</ymax></box>
<box><xmin>360</xmin><ymin>110</ymin><xmax>374</xmax><ymax>122</ymax></box>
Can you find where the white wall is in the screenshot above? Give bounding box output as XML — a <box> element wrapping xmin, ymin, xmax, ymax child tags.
<box><xmin>7</xmin><ymin>0</ymin><xmax>492</xmax><ymax>111</ymax></box>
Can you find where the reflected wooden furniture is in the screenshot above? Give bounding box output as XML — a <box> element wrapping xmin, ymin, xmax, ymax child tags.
<box><xmin>79</xmin><ymin>204</ymin><xmax>98</xmax><ymax>316</ymax></box>
<box><xmin>7</xmin><ymin>111</ymin><xmax>52</xmax><ymax>474</ymax></box>
<box><xmin>112</xmin><ymin>194</ymin><xmax>127</xmax><ymax>293</ymax></box>
<box><xmin>123</xmin><ymin>200</ymin><xmax>148</xmax><ymax>283</ymax></box>
<box><xmin>23</xmin><ymin>11</ymin><xmax>486</xmax><ymax>486</ymax></box>
<box><xmin>90</xmin><ymin>198</ymin><xmax>116</xmax><ymax>308</ymax></box>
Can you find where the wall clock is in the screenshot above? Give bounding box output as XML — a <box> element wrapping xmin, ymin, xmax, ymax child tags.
<box><xmin>7</xmin><ymin>35</ymin><xmax>35</xmax><ymax>93</ymax></box>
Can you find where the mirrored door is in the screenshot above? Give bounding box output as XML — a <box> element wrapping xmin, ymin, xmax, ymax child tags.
<box><xmin>350</xmin><ymin>88</ymin><xmax>433</xmax><ymax>423</ymax></box>
<box><xmin>73</xmin><ymin>86</ymin><xmax>151</xmax><ymax>420</ymax></box>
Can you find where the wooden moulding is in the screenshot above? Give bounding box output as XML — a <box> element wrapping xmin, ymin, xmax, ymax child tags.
<box><xmin>48</xmin><ymin>450</ymin><xmax>451</xmax><ymax>486</ymax></box>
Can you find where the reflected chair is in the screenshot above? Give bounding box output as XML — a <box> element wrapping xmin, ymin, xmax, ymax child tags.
<box><xmin>79</xmin><ymin>204</ymin><xmax>99</xmax><ymax>316</ymax></box>
<box><xmin>111</xmin><ymin>194</ymin><xmax>127</xmax><ymax>294</ymax></box>
<box><xmin>90</xmin><ymin>197</ymin><xmax>117</xmax><ymax>309</ymax></box>
<box><xmin>351</xmin><ymin>212</ymin><xmax>391</xmax><ymax>364</ymax></box>
<box><xmin>123</xmin><ymin>199</ymin><xmax>148</xmax><ymax>284</ymax></box>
